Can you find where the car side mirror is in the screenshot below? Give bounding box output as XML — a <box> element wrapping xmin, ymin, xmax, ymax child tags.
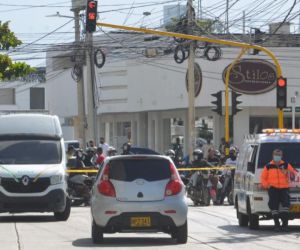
<box><xmin>247</xmin><ymin>162</ymin><xmax>255</xmax><ymax>173</ymax></box>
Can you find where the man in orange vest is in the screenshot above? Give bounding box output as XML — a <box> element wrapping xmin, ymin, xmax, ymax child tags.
<box><xmin>260</xmin><ymin>149</ymin><xmax>298</xmax><ymax>231</ymax></box>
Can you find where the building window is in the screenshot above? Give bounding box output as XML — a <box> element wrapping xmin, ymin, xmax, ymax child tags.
<box><xmin>30</xmin><ymin>87</ymin><xmax>45</xmax><ymax>109</ymax></box>
<box><xmin>0</xmin><ymin>88</ymin><xmax>15</xmax><ymax>105</ymax></box>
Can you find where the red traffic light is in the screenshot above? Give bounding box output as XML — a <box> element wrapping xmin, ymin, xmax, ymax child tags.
<box><xmin>277</xmin><ymin>77</ymin><xmax>286</xmax><ymax>87</ymax></box>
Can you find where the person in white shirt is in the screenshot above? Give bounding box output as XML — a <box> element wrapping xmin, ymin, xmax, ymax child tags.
<box><xmin>220</xmin><ymin>147</ymin><xmax>237</xmax><ymax>204</ymax></box>
<box><xmin>99</xmin><ymin>137</ymin><xmax>109</xmax><ymax>156</ymax></box>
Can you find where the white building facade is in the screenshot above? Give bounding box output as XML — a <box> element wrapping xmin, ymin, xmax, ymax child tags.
<box><xmin>45</xmin><ymin>34</ymin><xmax>300</xmax><ymax>153</ymax></box>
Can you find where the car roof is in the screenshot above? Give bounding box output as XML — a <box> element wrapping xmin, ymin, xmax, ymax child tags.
<box><xmin>107</xmin><ymin>154</ymin><xmax>170</xmax><ymax>161</ymax></box>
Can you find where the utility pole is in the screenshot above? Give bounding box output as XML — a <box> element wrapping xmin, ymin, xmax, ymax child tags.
<box><xmin>225</xmin><ymin>0</ymin><xmax>229</xmax><ymax>34</ymax></box>
<box><xmin>187</xmin><ymin>0</ymin><xmax>196</xmax><ymax>161</ymax></box>
<box><xmin>72</xmin><ymin>6</ymin><xmax>86</xmax><ymax>148</ymax></box>
<box><xmin>243</xmin><ymin>11</ymin><xmax>246</xmax><ymax>37</ymax></box>
<box><xmin>198</xmin><ymin>0</ymin><xmax>202</xmax><ymax>20</ymax></box>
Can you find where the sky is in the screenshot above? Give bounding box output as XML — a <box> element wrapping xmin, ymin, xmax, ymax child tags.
<box><xmin>0</xmin><ymin>0</ymin><xmax>299</xmax><ymax>66</ymax></box>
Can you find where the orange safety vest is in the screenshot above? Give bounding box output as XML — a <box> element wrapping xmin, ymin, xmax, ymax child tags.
<box><xmin>260</xmin><ymin>160</ymin><xmax>298</xmax><ymax>189</ymax></box>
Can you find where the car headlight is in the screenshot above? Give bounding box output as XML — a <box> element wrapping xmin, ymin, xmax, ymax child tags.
<box><xmin>50</xmin><ymin>175</ymin><xmax>63</xmax><ymax>185</ymax></box>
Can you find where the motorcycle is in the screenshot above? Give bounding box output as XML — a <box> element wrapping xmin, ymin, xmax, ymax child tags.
<box><xmin>187</xmin><ymin>168</ymin><xmax>223</xmax><ymax>206</ymax></box>
<box><xmin>187</xmin><ymin>171</ymin><xmax>211</xmax><ymax>206</ymax></box>
<box><xmin>68</xmin><ymin>174</ymin><xmax>95</xmax><ymax>206</ymax></box>
<box><xmin>67</xmin><ymin>156</ymin><xmax>95</xmax><ymax>206</ymax></box>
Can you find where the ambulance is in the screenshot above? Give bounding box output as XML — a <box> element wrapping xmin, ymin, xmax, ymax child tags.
<box><xmin>234</xmin><ymin>129</ymin><xmax>300</xmax><ymax>229</ymax></box>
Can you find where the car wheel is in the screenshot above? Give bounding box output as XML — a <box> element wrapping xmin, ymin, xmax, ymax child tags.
<box><xmin>173</xmin><ymin>221</ymin><xmax>188</xmax><ymax>244</ymax></box>
<box><xmin>92</xmin><ymin>220</ymin><xmax>104</xmax><ymax>244</ymax></box>
<box><xmin>54</xmin><ymin>197</ymin><xmax>71</xmax><ymax>221</ymax></box>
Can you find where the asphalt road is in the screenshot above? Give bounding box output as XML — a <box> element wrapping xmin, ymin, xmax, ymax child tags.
<box><xmin>1</xmin><ymin>203</ymin><xmax>300</xmax><ymax>250</ymax></box>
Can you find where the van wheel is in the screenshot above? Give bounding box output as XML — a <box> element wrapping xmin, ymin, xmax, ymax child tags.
<box><xmin>54</xmin><ymin>197</ymin><xmax>71</xmax><ymax>221</ymax></box>
<box><xmin>236</xmin><ymin>201</ymin><xmax>248</xmax><ymax>227</ymax></box>
<box><xmin>249</xmin><ymin>214</ymin><xmax>259</xmax><ymax>230</ymax></box>
<box><xmin>247</xmin><ymin>198</ymin><xmax>259</xmax><ymax>229</ymax></box>
<box><xmin>92</xmin><ymin>220</ymin><xmax>104</xmax><ymax>244</ymax></box>
<box><xmin>172</xmin><ymin>221</ymin><xmax>188</xmax><ymax>244</ymax></box>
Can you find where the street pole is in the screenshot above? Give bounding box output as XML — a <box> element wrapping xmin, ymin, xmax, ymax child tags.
<box><xmin>73</xmin><ymin>7</ymin><xmax>86</xmax><ymax>148</ymax></box>
<box><xmin>243</xmin><ymin>11</ymin><xmax>246</xmax><ymax>37</ymax></box>
<box><xmin>226</xmin><ymin>0</ymin><xmax>229</xmax><ymax>34</ymax></box>
<box><xmin>85</xmin><ymin>32</ymin><xmax>97</xmax><ymax>144</ymax></box>
<box><xmin>292</xmin><ymin>96</ymin><xmax>296</xmax><ymax>130</ymax></box>
<box><xmin>187</xmin><ymin>0</ymin><xmax>196</xmax><ymax>161</ymax></box>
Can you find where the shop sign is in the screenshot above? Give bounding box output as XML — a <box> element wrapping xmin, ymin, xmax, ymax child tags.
<box><xmin>222</xmin><ymin>59</ymin><xmax>277</xmax><ymax>94</ymax></box>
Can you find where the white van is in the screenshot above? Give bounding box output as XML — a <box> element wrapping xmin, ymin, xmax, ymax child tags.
<box><xmin>234</xmin><ymin>129</ymin><xmax>300</xmax><ymax>229</ymax></box>
<box><xmin>0</xmin><ymin>114</ymin><xmax>70</xmax><ymax>220</ymax></box>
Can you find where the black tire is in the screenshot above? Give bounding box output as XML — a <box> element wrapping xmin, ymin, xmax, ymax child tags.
<box><xmin>54</xmin><ymin>197</ymin><xmax>71</xmax><ymax>221</ymax></box>
<box><xmin>247</xmin><ymin>198</ymin><xmax>259</xmax><ymax>229</ymax></box>
<box><xmin>249</xmin><ymin>213</ymin><xmax>259</xmax><ymax>230</ymax></box>
<box><xmin>92</xmin><ymin>220</ymin><xmax>104</xmax><ymax>244</ymax></box>
<box><xmin>173</xmin><ymin>221</ymin><xmax>188</xmax><ymax>244</ymax></box>
<box><xmin>237</xmin><ymin>211</ymin><xmax>249</xmax><ymax>227</ymax></box>
<box><xmin>236</xmin><ymin>201</ymin><xmax>248</xmax><ymax>227</ymax></box>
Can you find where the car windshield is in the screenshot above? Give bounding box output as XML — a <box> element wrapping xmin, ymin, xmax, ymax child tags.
<box><xmin>109</xmin><ymin>158</ymin><xmax>171</xmax><ymax>182</ymax></box>
<box><xmin>0</xmin><ymin>140</ymin><xmax>61</xmax><ymax>164</ymax></box>
<box><xmin>258</xmin><ymin>143</ymin><xmax>300</xmax><ymax>169</ymax></box>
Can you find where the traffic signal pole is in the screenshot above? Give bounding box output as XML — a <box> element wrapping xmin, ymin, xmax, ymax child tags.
<box><xmin>72</xmin><ymin>7</ymin><xmax>86</xmax><ymax>148</ymax></box>
<box><xmin>96</xmin><ymin>22</ymin><xmax>285</xmax><ymax>147</ymax></box>
<box><xmin>224</xmin><ymin>48</ymin><xmax>248</xmax><ymax>155</ymax></box>
<box><xmin>187</xmin><ymin>0</ymin><xmax>196</xmax><ymax>163</ymax></box>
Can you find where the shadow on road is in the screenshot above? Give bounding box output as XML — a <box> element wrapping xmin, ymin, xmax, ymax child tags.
<box><xmin>0</xmin><ymin>215</ymin><xmax>56</xmax><ymax>223</ymax></box>
<box><xmin>197</xmin><ymin>225</ymin><xmax>300</xmax><ymax>245</ymax></box>
<box><xmin>73</xmin><ymin>237</ymin><xmax>177</xmax><ymax>247</ymax></box>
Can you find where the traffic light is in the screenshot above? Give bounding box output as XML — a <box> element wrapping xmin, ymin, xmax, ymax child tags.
<box><xmin>86</xmin><ymin>0</ymin><xmax>98</xmax><ymax>33</ymax></box>
<box><xmin>276</xmin><ymin>77</ymin><xmax>287</xmax><ymax>109</ymax></box>
<box><xmin>253</xmin><ymin>28</ymin><xmax>264</xmax><ymax>55</ymax></box>
<box><xmin>232</xmin><ymin>91</ymin><xmax>243</xmax><ymax>115</ymax></box>
<box><xmin>211</xmin><ymin>91</ymin><xmax>222</xmax><ymax>116</ymax></box>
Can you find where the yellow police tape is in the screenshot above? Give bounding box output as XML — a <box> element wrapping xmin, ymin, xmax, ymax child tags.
<box><xmin>66</xmin><ymin>166</ymin><xmax>236</xmax><ymax>173</ymax></box>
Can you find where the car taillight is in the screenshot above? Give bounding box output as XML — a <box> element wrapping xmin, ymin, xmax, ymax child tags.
<box><xmin>165</xmin><ymin>163</ymin><xmax>182</xmax><ymax>196</ymax></box>
<box><xmin>97</xmin><ymin>164</ymin><xmax>116</xmax><ymax>197</ymax></box>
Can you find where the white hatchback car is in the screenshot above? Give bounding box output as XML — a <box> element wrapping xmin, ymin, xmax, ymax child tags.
<box><xmin>91</xmin><ymin>155</ymin><xmax>188</xmax><ymax>244</ymax></box>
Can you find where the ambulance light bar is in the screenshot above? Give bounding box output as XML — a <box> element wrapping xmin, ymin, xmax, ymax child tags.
<box><xmin>262</xmin><ymin>129</ymin><xmax>300</xmax><ymax>134</ymax></box>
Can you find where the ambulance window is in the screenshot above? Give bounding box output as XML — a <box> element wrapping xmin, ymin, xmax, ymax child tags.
<box><xmin>236</xmin><ymin>144</ymin><xmax>247</xmax><ymax>170</ymax></box>
<box><xmin>249</xmin><ymin>145</ymin><xmax>258</xmax><ymax>173</ymax></box>
<box><xmin>242</xmin><ymin>145</ymin><xmax>253</xmax><ymax>171</ymax></box>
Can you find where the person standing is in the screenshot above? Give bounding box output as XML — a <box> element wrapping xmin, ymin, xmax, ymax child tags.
<box><xmin>95</xmin><ymin>147</ymin><xmax>106</xmax><ymax>166</ymax></box>
<box><xmin>260</xmin><ymin>149</ymin><xmax>298</xmax><ymax>231</ymax></box>
<box><xmin>202</xmin><ymin>138</ymin><xmax>214</xmax><ymax>159</ymax></box>
<box><xmin>99</xmin><ymin>137</ymin><xmax>109</xmax><ymax>156</ymax></box>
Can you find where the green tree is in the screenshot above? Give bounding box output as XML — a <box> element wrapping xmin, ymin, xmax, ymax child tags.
<box><xmin>0</xmin><ymin>21</ymin><xmax>35</xmax><ymax>80</ymax></box>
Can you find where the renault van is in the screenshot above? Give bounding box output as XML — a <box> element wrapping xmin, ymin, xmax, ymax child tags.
<box><xmin>0</xmin><ymin>114</ymin><xmax>70</xmax><ymax>220</ymax></box>
<box><xmin>234</xmin><ymin>129</ymin><xmax>300</xmax><ymax>229</ymax></box>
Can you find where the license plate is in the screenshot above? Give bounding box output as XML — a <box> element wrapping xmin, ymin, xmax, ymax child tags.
<box><xmin>289</xmin><ymin>204</ymin><xmax>300</xmax><ymax>213</ymax></box>
<box><xmin>130</xmin><ymin>217</ymin><xmax>151</xmax><ymax>227</ymax></box>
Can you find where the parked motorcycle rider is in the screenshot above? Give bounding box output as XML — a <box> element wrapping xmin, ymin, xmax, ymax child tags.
<box><xmin>219</xmin><ymin>147</ymin><xmax>237</xmax><ymax>205</ymax></box>
<box><xmin>190</xmin><ymin>149</ymin><xmax>210</xmax><ymax>188</ymax></box>
<box><xmin>166</xmin><ymin>149</ymin><xmax>176</xmax><ymax>161</ymax></box>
